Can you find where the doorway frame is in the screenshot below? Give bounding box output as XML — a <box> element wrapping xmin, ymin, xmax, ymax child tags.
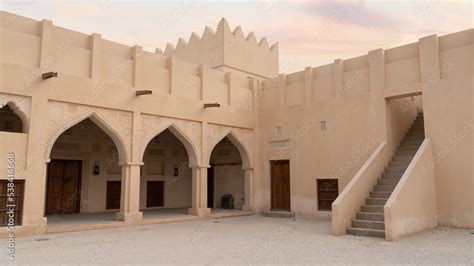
<box><xmin>45</xmin><ymin>159</ymin><xmax>83</xmax><ymax>215</ymax></box>
<box><xmin>270</xmin><ymin>160</ymin><xmax>291</xmax><ymax>211</ymax></box>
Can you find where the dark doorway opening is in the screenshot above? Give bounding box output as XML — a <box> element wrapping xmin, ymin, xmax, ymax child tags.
<box><xmin>106</xmin><ymin>181</ymin><xmax>121</xmax><ymax>210</ymax></box>
<box><xmin>207</xmin><ymin>164</ymin><xmax>214</xmax><ymax>208</ymax></box>
<box><xmin>146</xmin><ymin>181</ymin><xmax>164</xmax><ymax>207</ymax></box>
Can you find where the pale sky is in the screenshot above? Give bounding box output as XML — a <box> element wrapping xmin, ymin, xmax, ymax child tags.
<box><xmin>1</xmin><ymin>0</ymin><xmax>472</xmax><ymax>73</ymax></box>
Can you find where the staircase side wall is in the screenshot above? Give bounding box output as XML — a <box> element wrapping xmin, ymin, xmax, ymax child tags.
<box><xmin>384</xmin><ymin>139</ymin><xmax>437</xmax><ymax>241</ymax></box>
<box><xmin>331</xmin><ymin>142</ymin><xmax>390</xmax><ymax>235</ymax></box>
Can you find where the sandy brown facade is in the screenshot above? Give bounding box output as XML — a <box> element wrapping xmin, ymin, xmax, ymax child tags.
<box><xmin>0</xmin><ymin>11</ymin><xmax>472</xmax><ymax>240</ymax></box>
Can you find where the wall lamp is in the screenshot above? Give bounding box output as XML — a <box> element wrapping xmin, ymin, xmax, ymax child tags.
<box><xmin>136</xmin><ymin>90</ymin><xmax>152</xmax><ymax>96</ymax></box>
<box><xmin>42</xmin><ymin>71</ymin><xmax>58</xmax><ymax>80</ymax></box>
<box><xmin>204</xmin><ymin>103</ymin><xmax>220</xmax><ymax>108</ymax></box>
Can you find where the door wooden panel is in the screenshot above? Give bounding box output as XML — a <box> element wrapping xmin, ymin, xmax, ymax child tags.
<box><xmin>46</xmin><ymin>160</ymin><xmax>81</xmax><ymax>215</ymax></box>
<box><xmin>271</xmin><ymin>160</ymin><xmax>291</xmax><ymax>211</ymax></box>
<box><xmin>46</xmin><ymin>161</ymin><xmax>63</xmax><ymax>213</ymax></box>
<box><xmin>146</xmin><ymin>181</ymin><xmax>164</xmax><ymax>207</ymax></box>
<box><xmin>0</xmin><ymin>180</ymin><xmax>25</xmax><ymax>226</ymax></box>
<box><xmin>106</xmin><ymin>181</ymin><xmax>121</xmax><ymax>210</ymax></box>
<box><xmin>62</xmin><ymin>162</ymin><xmax>80</xmax><ymax>213</ymax></box>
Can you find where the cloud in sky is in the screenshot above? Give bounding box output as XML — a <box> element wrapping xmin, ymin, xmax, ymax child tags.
<box><xmin>0</xmin><ymin>0</ymin><xmax>472</xmax><ymax>73</ymax></box>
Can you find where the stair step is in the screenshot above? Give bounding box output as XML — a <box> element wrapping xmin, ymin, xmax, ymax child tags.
<box><xmin>352</xmin><ymin>220</ymin><xmax>385</xmax><ymax>230</ymax></box>
<box><xmin>347</xmin><ymin>228</ymin><xmax>385</xmax><ymax>238</ymax></box>
<box><xmin>391</xmin><ymin>155</ymin><xmax>413</xmax><ymax>162</ymax></box>
<box><xmin>404</xmin><ymin>136</ymin><xmax>424</xmax><ymax>141</ymax></box>
<box><xmin>378</xmin><ymin>178</ymin><xmax>400</xmax><ymax>185</ymax></box>
<box><xmin>370</xmin><ymin>191</ymin><xmax>391</xmax><ymax>198</ymax></box>
<box><xmin>373</xmin><ymin>184</ymin><xmax>396</xmax><ymax>192</ymax></box>
<box><xmin>381</xmin><ymin>172</ymin><xmax>403</xmax><ymax>179</ymax></box>
<box><xmin>395</xmin><ymin>150</ymin><xmax>417</xmax><ymax>156</ymax></box>
<box><xmin>397</xmin><ymin>145</ymin><xmax>421</xmax><ymax>151</ymax></box>
<box><xmin>402</xmin><ymin>140</ymin><xmax>423</xmax><ymax>146</ymax></box>
<box><xmin>357</xmin><ymin>212</ymin><xmax>385</xmax><ymax>221</ymax></box>
<box><xmin>361</xmin><ymin>205</ymin><xmax>384</xmax><ymax>213</ymax></box>
<box><xmin>366</xmin><ymin>198</ymin><xmax>388</xmax><ymax>205</ymax></box>
<box><xmin>389</xmin><ymin>160</ymin><xmax>410</xmax><ymax>167</ymax></box>
<box><xmin>385</xmin><ymin>166</ymin><xmax>407</xmax><ymax>173</ymax></box>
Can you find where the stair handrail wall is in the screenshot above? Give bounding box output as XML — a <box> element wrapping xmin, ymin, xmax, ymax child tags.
<box><xmin>332</xmin><ymin>141</ymin><xmax>391</xmax><ymax>235</ymax></box>
<box><xmin>384</xmin><ymin>138</ymin><xmax>438</xmax><ymax>241</ymax></box>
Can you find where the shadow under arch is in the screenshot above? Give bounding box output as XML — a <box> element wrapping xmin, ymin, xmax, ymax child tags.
<box><xmin>140</xmin><ymin>122</ymin><xmax>199</xmax><ymax>166</ymax></box>
<box><xmin>2</xmin><ymin>101</ymin><xmax>29</xmax><ymax>133</ymax></box>
<box><xmin>45</xmin><ymin>111</ymin><xmax>129</xmax><ymax>165</ymax></box>
<box><xmin>206</xmin><ymin>130</ymin><xmax>252</xmax><ymax>169</ymax></box>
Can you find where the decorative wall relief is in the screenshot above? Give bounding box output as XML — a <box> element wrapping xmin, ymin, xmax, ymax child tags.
<box><xmin>206</xmin><ymin>123</ymin><xmax>254</xmax><ymax>168</ymax></box>
<box><xmin>45</xmin><ymin>101</ymin><xmax>132</xmax><ymax>163</ymax></box>
<box><xmin>0</xmin><ymin>93</ymin><xmax>31</xmax><ymax>124</ymax></box>
<box><xmin>139</xmin><ymin>114</ymin><xmax>202</xmax><ymax>165</ymax></box>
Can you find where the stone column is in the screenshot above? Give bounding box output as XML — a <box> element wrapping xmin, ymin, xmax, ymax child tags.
<box><xmin>188</xmin><ymin>165</ymin><xmax>211</xmax><ymax>218</ymax></box>
<box><xmin>117</xmin><ymin>162</ymin><xmax>143</xmax><ymax>225</ymax></box>
<box><xmin>242</xmin><ymin>168</ymin><xmax>254</xmax><ymax>211</ymax></box>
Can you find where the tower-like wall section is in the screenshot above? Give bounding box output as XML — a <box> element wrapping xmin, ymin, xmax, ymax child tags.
<box><xmin>162</xmin><ymin>19</ymin><xmax>279</xmax><ymax>79</ymax></box>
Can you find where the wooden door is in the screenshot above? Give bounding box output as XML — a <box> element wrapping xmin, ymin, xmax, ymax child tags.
<box><xmin>106</xmin><ymin>181</ymin><xmax>121</xmax><ymax>210</ymax></box>
<box><xmin>0</xmin><ymin>180</ymin><xmax>25</xmax><ymax>226</ymax></box>
<box><xmin>271</xmin><ymin>160</ymin><xmax>291</xmax><ymax>211</ymax></box>
<box><xmin>46</xmin><ymin>160</ymin><xmax>81</xmax><ymax>214</ymax></box>
<box><xmin>146</xmin><ymin>181</ymin><xmax>164</xmax><ymax>207</ymax></box>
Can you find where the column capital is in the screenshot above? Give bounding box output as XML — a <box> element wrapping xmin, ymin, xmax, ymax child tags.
<box><xmin>189</xmin><ymin>164</ymin><xmax>210</xmax><ymax>169</ymax></box>
<box><xmin>120</xmin><ymin>161</ymin><xmax>144</xmax><ymax>166</ymax></box>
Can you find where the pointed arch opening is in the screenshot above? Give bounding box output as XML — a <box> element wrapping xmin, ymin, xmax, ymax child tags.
<box><xmin>44</xmin><ymin>113</ymin><xmax>129</xmax><ymax>227</ymax></box>
<box><xmin>207</xmin><ymin>132</ymin><xmax>251</xmax><ymax>210</ymax></box>
<box><xmin>0</xmin><ymin>102</ymin><xmax>28</xmax><ymax>133</ymax></box>
<box><xmin>139</xmin><ymin>124</ymin><xmax>199</xmax><ymax>220</ymax></box>
<box><xmin>140</xmin><ymin>123</ymin><xmax>199</xmax><ymax>166</ymax></box>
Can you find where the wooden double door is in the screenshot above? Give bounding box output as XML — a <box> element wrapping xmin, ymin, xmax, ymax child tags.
<box><xmin>271</xmin><ymin>160</ymin><xmax>291</xmax><ymax>211</ymax></box>
<box><xmin>46</xmin><ymin>160</ymin><xmax>82</xmax><ymax>215</ymax></box>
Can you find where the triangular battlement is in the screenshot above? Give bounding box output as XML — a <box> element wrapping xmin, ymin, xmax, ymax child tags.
<box><xmin>158</xmin><ymin>18</ymin><xmax>279</xmax><ymax>79</ymax></box>
<box><xmin>158</xmin><ymin>18</ymin><xmax>278</xmax><ymax>56</ymax></box>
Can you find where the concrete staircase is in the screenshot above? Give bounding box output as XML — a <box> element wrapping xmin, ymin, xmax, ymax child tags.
<box><xmin>347</xmin><ymin>113</ymin><xmax>425</xmax><ymax>238</ymax></box>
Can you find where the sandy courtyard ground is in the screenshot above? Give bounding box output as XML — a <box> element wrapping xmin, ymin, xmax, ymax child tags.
<box><xmin>2</xmin><ymin>215</ymin><xmax>473</xmax><ymax>264</ymax></box>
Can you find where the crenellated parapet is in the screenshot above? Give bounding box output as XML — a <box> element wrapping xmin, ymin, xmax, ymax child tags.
<box><xmin>157</xmin><ymin>18</ymin><xmax>279</xmax><ymax>79</ymax></box>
